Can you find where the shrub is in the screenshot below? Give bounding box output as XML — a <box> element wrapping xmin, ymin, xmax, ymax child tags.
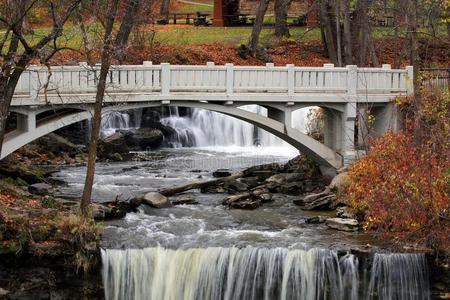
<box><xmin>344</xmin><ymin>90</ymin><xmax>449</xmax><ymax>251</ymax></box>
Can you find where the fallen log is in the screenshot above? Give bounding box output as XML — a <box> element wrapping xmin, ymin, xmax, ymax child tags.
<box><xmin>159</xmin><ymin>172</ymin><xmax>244</xmax><ymax>196</ymax></box>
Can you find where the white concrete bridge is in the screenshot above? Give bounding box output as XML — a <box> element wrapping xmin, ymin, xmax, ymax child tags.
<box><xmin>4</xmin><ymin>62</ymin><xmax>412</xmax><ymax>169</ymax></box>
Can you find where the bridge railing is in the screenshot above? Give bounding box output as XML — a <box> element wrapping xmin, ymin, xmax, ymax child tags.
<box><xmin>14</xmin><ymin>62</ymin><xmax>412</xmax><ymax>101</ymax></box>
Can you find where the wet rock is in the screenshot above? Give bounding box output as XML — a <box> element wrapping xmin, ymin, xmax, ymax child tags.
<box><xmin>305</xmin><ymin>216</ymin><xmax>327</xmax><ymax>224</ymax></box>
<box><xmin>252</xmin><ymin>170</ymin><xmax>279</xmax><ymax>181</ymax></box>
<box><xmin>300</xmin><ymin>194</ymin><xmax>336</xmax><ymax>210</ymax></box>
<box><xmin>92</xmin><ymin>199</ymin><xmax>142</xmax><ymax>220</ymax></box>
<box><xmin>201</xmin><ymin>185</ymin><xmax>226</xmax><ymax>193</ymax></box>
<box><xmin>127</xmin><ymin>128</ymin><xmax>164</xmax><ymax>150</ymax></box>
<box><xmin>243</xmin><ymin>163</ymin><xmax>284</xmax><ymax>177</ymax></box>
<box><xmin>277</xmin><ymin>182</ymin><xmax>304</xmax><ymax>195</ymax></box>
<box><xmin>266</xmin><ymin>173</ymin><xmax>305</xmax><ymax>185</ymax></box>
<box><xmin>172</xmin><ymin>194</ymin><xmax>199</xmax><ymax>205</ymax></box>
<box><xmin>0</xmin><ymin>162</ymin><xmax>47</xmax><ymax>184</ymax></box>
<box><xmin>36</xmin><ymin>133</ymin><xmax>84</xmax><ymax>156</ymax></box>
<box><xmin>258</xmin><ymin>193</ymin><xmax>273</xmax><ymax>202</ymax></box>
<box><xmin>225</xmin><ymin>180</ymin><xmax>249</xmax><ymax>193</ymax></box>
<box><xmin>222</xmin><ymin>193</ymin><xmax>251</xmax><ymax>206</ymax></box>
<box><xmin>28</xmin><ymin>183</ymin><xmax>52</xmax><ymax>196</ymax></box>
<box><xmin>336</xmin><ymin>206</ymin><xmax>355</xmax><ymax>219</ymax></box>
<box><xmin>239</xmin><ymin>176</ymin><xmax>261</xmax><ymax>188</ymax></box>
<box><xmin>0</xmin><ymin>288</ymin><xmax>9</xmax><ymax>297</ymax></box>
<box><xmin>251</xmin><ymin>188</ymin><xmax>273</xmax><ymax>202</ymax></box>
<box><xmin>110</xmin><ymin>153</ymin><xmax>123</xmax><ymax>161</ymax></box>
<box><xmin>213</xmin><ymin>169</ymin><xmax>232</xmax><ymax>178</ymax></box>
<box><xmin>98</xmin><ymin>132</ymin><xmax>131</xmax><ymax>161</ymax></box>
<box><xmin>326</xmin><ymin>218</ymin><xmax>359</xmax><ymax>232</ymax></box>
<box><xmin>141</xmin><ymin>192</ymin><xmax>171</xmax><ymax>208</ymax></box>
<box><xmin>229</xmin><ymin>199</ymin><xmax>260</xmax><ymax>210</ymax></box>
<box><xmin>223</xmin><ymin>193</ymin><xmax>261</xmax><ymax>209</ymax></box>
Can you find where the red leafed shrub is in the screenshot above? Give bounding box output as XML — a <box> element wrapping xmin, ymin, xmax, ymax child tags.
<box><xmin>344</xmin><ymin>90</ymin><xmax>450</xmax><ymax>251</ymax></box>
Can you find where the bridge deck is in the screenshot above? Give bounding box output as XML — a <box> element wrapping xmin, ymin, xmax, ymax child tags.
<box><xmin>11</xmin><ymin>63</ymin><xmax>412</xmax><ymax>106</ymax></box>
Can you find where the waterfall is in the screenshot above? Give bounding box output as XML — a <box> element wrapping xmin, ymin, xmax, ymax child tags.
<box><xmin>367</xmin><ymin>253</ymin><xmax>430</xmax><ymax>300</ymax></box>
<box><xmin>100</xmin><ymin>110</ymin><xmax>143</xmax><ymax>137</ymax></box>
<box><xmin>98</xmin><ymin>106</ymin><xmax>314</xmax><ymax>148</ymax></box>
<box><xmin>101</xmin><ymin>247</ymin><xmax>430</xmax><ymax>300</ymax></box>
<box><xmin>161</xmin><ymin>106</ymin><xmax>312</xmax><ymax>148</ymax></box>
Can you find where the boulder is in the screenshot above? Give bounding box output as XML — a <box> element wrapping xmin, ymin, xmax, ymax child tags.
<box><xmin>277</xmin><ymin>182</ymin><xmax>304</xmax><ymax>195</ymax></box>
<box><xmin>336</xmin><ymin>206</ymin><xmax>356</xmax><ymax>219</ymax></box>
<box><xmin>142</xmin><ymin>192</ymin><xmax>171</xmax><ymax>208</ymax></box>
<box><xmin>98</xmin><ymin>132</ymin><xmax>130</xmax><ymax>161</ymax></box>
<box><xmin>128</xmin><ymin>128</ymin><xmax>164</xmax><ymax>150</ymax></box>
<box><xmin>293</xmin><ymin>188</ymin><xmax>336</xmax><ymax>210</ymax></box>
<box><xmin>223</xmin><ymin>193</ymin><xmax>251</xmax><ymax>206</ymax></box>
<box><xmin>224</xmin><ymin>179</ymin><xmax>249</xmax><ymax>193</ymax></box>
<box><xmin>251</xmin><ymin>188</ymin><xmax>273</xmax><ymax>202</ymax></box>
<box><xmin>172</xmin><ymin>194</ymin><xmax>199</xmax><ymax>205</ymax></box>
<box><xmin>222</xmin><ymin>193</ymin><xmax>261</xmax><ymax>209</ymax></box>
<box><xmin>300</xmin><ymin>194</ymin><xmax>336</xmax><ymax>210</ymax></box>
<box><xmin>329</xmin><ymin>172</ymin><xmax>349</xmax><ymax>192</ymax></box>
<box><xmin>212</xmin><ymin>169</ymin><xmax>232</xmax><ymax>178</ymax></box>
<box><xmin>28</xmin><ymin>183</ymin><xmax>52</xmax><ymax>196</ymax></box>
<box><xmin>239</xmin><ymin>176</ymin><xmax>261</xmax><ymax>189</ymax></box>
<box><xmin>326</xmin><ymin>218</ymin><xmax>359</xmax><ymax>232</ymax></box>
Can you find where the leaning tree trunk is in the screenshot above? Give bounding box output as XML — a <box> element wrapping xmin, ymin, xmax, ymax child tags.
<box><xmin>319</xmin><ymin>0</ymin><xmax>338</xmax><ymax>64</ymax></box>
<box><xmin>80</xmin><ymin>0</ymin><xmax>140</xmax><ymax>217</ymax></box>
<box><xmin>80</xmin><ymin>1</ymin><xmax>118</xmax><ymax>217</ymax></box>
<box><xmin>274</xmin><ymin>0</ymin><xmax>290</xmax><ymax>38</ymax></box>
<box><xmin>248</xmin><ymin>0</ymin><xmax>270</xmax><ymax>56</ymax></box>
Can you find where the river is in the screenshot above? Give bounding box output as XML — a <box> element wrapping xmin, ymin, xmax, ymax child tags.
<box><xmin>53</xmin><ymin>147</ymin><xmax>430</xmax><ymax>300</ymax></box>
<box><xmin>51</xmin><ymin>107</ymin><xmax>431</xmax><ymax>299</ymax></box>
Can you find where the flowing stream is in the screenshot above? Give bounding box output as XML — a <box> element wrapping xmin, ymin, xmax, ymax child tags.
<box><xmin>56</xmin><ymin>107</ymin><xmax>431</xmax><ymax>300</ymax></box>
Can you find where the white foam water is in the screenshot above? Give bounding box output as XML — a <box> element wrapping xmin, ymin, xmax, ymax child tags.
<box><xmin>101</xmin><ymin>247</ymin><xmax>430</xmax><ymax>300</ymax></box>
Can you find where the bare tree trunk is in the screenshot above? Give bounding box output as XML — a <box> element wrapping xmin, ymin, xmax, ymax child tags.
<box><xmin>274</xmin><ymin>0</ymin><xmax>290</xmax><ymax>38</ymax></box>
<box><xmin>335</xmin><ymin>0</ymin><xmax>342</xmax><ymax>66</ymax></box>
<box><xmin>80</xmin><ymin>0</ymin><xmax>141</xmax><ymax>217</ymax></box>
<box><xmin>356</xmin><ymin>0</ymin><xmax>368</xmax><ymax>66</ymax></box>
<box><xmin>248</xmin><ymin>0</ymin><xmax>269</xmax><ymax>56</ymax></box>
<box><xmin>393</xmin><ymin>1</ymin><xmax>400</xmax><ymax>69</ymax></box>
<box><xmin>319</xmin><ymin>0</ymin><xmax>337</xmax><ymax>64</ymax></box>
<box><xmin>408</xmin><ymin>0</ymin><xmax>422</xmax><ymax>146</ymax></box>
<box><xmin>160</xmin><ymin>0</ymin><xmax>170</xmax><ymax>21</ymax></box>
<box><xmin>342</xmin><ymin>0</ymin><xmax>352</xmax><ymax>65</ymax></box>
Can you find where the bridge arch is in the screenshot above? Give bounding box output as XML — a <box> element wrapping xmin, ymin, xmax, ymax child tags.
<box><xmin>2</xmin><ymin>102</ymin><xmax>343</xmax><ymax>169</ymax></box>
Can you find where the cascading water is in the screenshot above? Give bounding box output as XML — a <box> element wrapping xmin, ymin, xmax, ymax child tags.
<box><xmin>97</xmin><ymin>106</ymin><xmax>311</xmax><ymax>148</ymax></box>
<box><xmin>101</xmin><ymin>247</ymin><xmax>430</xmax><ymax>300</ymax></box>
<box><xmin>367</xmin><ymin>253</ymin><xmax>430</xmax><ymax>300</ymax></box>
<box><xmin>161</xmin><ymin>105</ymin><xmax>311</xmax><ymax>148</ymax></box>
<box><xmin>99</xmin><ymin>110</ymin><xmax>143</xmax><ymax>137</ymax></box>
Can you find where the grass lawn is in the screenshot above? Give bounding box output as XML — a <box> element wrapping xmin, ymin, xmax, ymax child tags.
<box><xmin>153</xmin><ymin>26</ymin><xmax>322</xmax><ymax>45</ymax></box>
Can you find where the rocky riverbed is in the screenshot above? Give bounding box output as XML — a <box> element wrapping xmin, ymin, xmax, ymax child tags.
<box><xmin>1</xmin><ymin>146</ymin><xmax>449</xmax><ymax>299</ymax></box>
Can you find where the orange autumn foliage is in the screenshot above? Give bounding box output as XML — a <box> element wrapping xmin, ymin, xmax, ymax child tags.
<box><xmin>344</xmin><ymin>90</ymin><xmax>450</xmax><ymax>251</ymax></box>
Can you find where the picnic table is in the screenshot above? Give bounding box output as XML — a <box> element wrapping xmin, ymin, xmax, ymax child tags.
<box><xmin>224</xmin><ymin>14</ymin><xmax>253</xmax><ymax>26</ymax></box>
